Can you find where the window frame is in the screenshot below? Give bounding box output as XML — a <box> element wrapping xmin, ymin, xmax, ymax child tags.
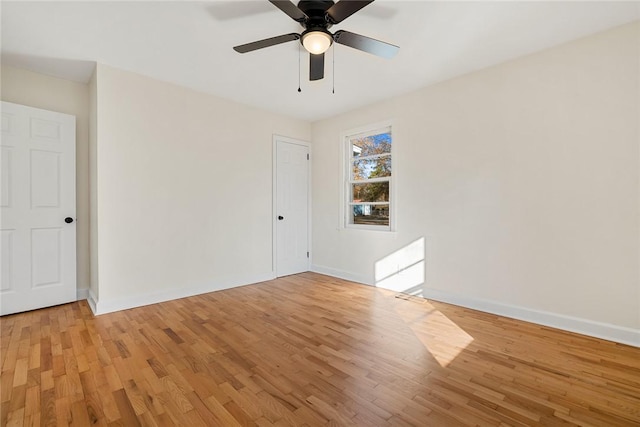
<box><xmin>341</xmin><ymin>120</ymin><xmax>395</xmax><ymax>232</ymax></box>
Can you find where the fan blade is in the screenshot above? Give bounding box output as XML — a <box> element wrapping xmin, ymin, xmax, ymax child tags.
<box><xmin>326</xmin><ymin>0</ymin><xmax>374</xmax><ymax>24</ymax></box>
<box><xmin>269</xmin><ymin>0</ymin><xmax>308</xmax><ymax>22</ymax></box>
<box><xmin>233</xmin><ymin>33</ymin><xmax>300</xmax><ymax>53</ymax></box>
<box><xmin>333</xmin><ymin>30</ymin><xmax>399</xmax><ymax>59</ymax></box>
<box><xmin>310</xmin><ymin>53</ymin><xmax>324</xmax><ymax>81</ymax></box>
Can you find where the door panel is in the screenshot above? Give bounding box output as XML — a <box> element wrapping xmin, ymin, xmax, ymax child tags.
<box><xmin>1</xmin><ymin>148</ymin><xmax>11</xmax><ymax>207</ymax></box>
<box><xmin>275</xmin><ymin>138</ymin><xmax>309</xmax><ymax>277</ymax></box>
<box><xmin>1</xmin><ymin>230</ymin><xmax>14</xmax><ymax>291</ymax></box>
<box><xmin>31</xmin><ymin>227</ymin><xmax>62</xmax><ymax>287</ymax></box>
<box><xmin>31</xmin><ymin>150</ymin><xmax>61</xmax><ymax>207</ymax></box>
<box><xmin>0</xmin><ymin>101</ymin><xmax>76</xmax><ymax>315</ymax></box>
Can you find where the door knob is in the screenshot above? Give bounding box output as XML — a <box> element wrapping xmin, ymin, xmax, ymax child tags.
<box><xmin>65</xmin><ymin>217</ymin><xmax>74</xmax><ymax>224</ymax></box>
<box><xmin>278</xmin><ymin>216</ymin><xmax>284</xmax><ymax>220</ymax></box>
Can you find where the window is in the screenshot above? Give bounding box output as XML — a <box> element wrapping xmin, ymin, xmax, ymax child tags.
<box><xmin>344</xmin><ymin>123</ymin><xmax>393</xmax><ymax>230</ymax></box>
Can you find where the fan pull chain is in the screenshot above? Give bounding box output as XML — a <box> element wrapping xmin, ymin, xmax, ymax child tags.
<box><xmin>332</xmin><ymin>43</ymin><xmax>335</xmax><ymax>94</ymax></box>
<box><xmin>298</xmin><ymin>43</ymin><xmax>302</xmax><ymax>93</ymax></box>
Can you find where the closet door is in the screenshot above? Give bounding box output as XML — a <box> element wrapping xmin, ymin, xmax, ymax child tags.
<box><xmin>1</xmin><ymin>101</ymin><xmax>76</xmax><ymax>315</ymax></box>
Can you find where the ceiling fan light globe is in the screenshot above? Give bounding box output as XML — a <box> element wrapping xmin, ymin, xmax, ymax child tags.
<box><xmin>302</xmin><ymin>31</ymin><xmax>332</xmax><ymax>55</ymax></box>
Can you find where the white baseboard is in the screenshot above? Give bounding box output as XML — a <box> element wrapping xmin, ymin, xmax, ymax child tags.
<box><xmin>419</xmin><ymin>287</ymin><xmax>639</xmax><ymax>348</ymax></box>
<box><xmin>87</xmin><ymin>289</ymin><xmax>98</xmax><ymax>315</ymax></box>
<box><xmin>311</xmin><ymin>264</ymin><xmax>372</xmax><ymax>286</ymax></box>
<box><xmin>92</xmin><ymin>272</ymin><xmax>276</xmax><ymax>315</ymax></box>
<box><xmin>82</xmin><ymin>265</ymin><xmax>640</xmax><ymax>347</ymax></box>
<box><xmin>311</xmin><ymin>265</ymin><xmax>639</xmax><ymax>348</ymax></box>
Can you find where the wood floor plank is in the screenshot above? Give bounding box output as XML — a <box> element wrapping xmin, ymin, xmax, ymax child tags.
<box><xmin>112</xmin><ymin>388</ymin><xmax>142</xmax><ymax>427</ymax></box>
<box><xmin>1</xmin><ymin>272</ymin><xmax>639</xmax><ymax>426</ymax></box>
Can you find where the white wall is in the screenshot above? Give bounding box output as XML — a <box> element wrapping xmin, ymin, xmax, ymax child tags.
<box><xmin>1</xmin><ymin>65</ymin><xmax>91</xmax><ymax>295</ymax></box>
<box><xmin>89</xmin><ymin>68</ymin><xmax>99</xmax><ymax>306</ymax></box>
<box><xmin>92</xmin><ymin>64</ymin><xmax>310</xmax><ymax>313</ymax></box>
<box><xmin>311</xmin><ymin>22</ymin><xmax>640</xmax><ymax>345</ymax></box>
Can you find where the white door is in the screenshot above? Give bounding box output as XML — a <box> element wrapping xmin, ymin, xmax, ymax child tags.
<box><xmin>1</xmin><ymin>101</ymin><xmax>76</xmax><ymax>316</ymax></box>
<box><xmin>275</xmin><ymin>137</ymin><xmax>309</xmax><ymax>277</ymax></box>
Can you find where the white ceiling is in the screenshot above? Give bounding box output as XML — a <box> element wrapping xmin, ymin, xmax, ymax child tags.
<box><xmin>2</xmin><ymin>1</ymin><xmax>639</xmax><ymax>121</ymax></box>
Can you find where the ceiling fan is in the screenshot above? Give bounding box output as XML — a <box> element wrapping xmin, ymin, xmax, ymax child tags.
<box><xmin>233</xmin><ymin>0</ymin><xmax>399</xmax><ymax>81</ymax></box>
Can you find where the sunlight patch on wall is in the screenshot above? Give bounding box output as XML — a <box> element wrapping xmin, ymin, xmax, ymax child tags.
<box><xmin>375</xmin><ymin>237</ymin><xmax>425</xmax><ymax>293</ymax></box>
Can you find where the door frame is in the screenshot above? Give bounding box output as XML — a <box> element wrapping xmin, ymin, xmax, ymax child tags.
<box><xmin>272</xmin><ymin>135</ymin><xmax>312</xmax><ymax>277</ymax></box>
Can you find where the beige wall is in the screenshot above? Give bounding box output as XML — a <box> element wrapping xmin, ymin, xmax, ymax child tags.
<box><xmin>89</xmin><ymin>68</ymin><xmax>99</xmax><ymax>302</ymax></box>
<box><xmin>92</xmin><ymin>64</ymin><xmax>310</xmax><ymax>312</ymax></box>
<box><xmin>1</xmin><ymin>65</ymin><xmax>91</xmax><ymax>292</ymax></box>
<box><xmin>311</xmin><ymin>22</ymin><xmax>640</xmax><ymax>343</ymax></box>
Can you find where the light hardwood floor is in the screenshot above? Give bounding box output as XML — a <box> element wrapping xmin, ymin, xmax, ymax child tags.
<box><xmin>1</xmin><ymin>272</ymin><xmax>639</xmax><ymax>426</ymax></box>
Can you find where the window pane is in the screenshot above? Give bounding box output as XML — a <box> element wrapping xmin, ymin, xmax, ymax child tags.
<box><xmin>352</xmin><ymin>204</ymin><xmax>390</xmax><ymax>226</ymax></box>
<box><xmin>345</xmin><ymin>124</ymin><xmax>392</xmax><ymax>230</ymax></box>
<box><xmin>352</xmin><ymin>157</ymin><xmax>391</xmax><ymax>180</ymax></box>
<box><xmin>351</xmin><ymin>132</ymin><xmax>391</xmax><ymax>158</ymax></box>
<box><xmin>352</xmin><ymin>182</ymin><xmax>389</xmax><ymax>203</ymax></box>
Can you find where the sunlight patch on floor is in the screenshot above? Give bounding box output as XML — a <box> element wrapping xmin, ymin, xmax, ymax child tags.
<box><xmin>394</xmin><ymin>303</ymin><xmax>475</xmax><ymax>368</ymax></box>
<box><xmin>375</xmin><ymin>237</ymin><xmax>473</xmax><ymax>367</ymax></box>
<box><xmin>421</xmin><ymin>309</ymin><xmax>474</xmax><ymax>367</ymax></box>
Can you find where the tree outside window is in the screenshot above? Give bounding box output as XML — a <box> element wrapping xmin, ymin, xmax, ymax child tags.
<box><xmin>345</xmin><ymin>125</ymin><xmax>392</xmax><ymax>229</ymax></box>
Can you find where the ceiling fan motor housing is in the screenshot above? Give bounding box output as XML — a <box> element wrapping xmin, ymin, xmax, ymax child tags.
<box><xmin>297</xmin><ymin>0</ymin><xmax>336</xmax><ymax>28</ymax></box>
<box><xmin>297</xmin><ymin>1</ymin><xmax>335</xmax><ymax>52</ymax></box>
